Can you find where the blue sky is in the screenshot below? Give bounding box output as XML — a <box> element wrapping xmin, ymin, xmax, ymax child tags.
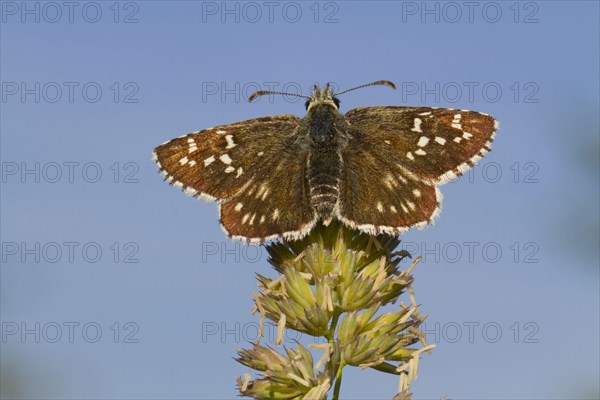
<box><xmin>1</xmin><ymin>1</ymin><xmax>599</xmax><ymax>399</ymax></box>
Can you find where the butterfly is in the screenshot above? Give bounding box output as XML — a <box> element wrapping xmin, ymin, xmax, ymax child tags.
<box><xmin>152</xmin><ymin>80</ymin><xmax>498</xmax><ymax>243</ymax></box>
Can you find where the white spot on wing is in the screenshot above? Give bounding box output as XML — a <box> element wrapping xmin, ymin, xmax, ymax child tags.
<box><xmin>384</xmin><ymin>174</ymin><xmax>397</xmax><ymax>190</ymax></box>
<box><xmin>377</xmin><ymin>202</ymin><xmax>384</xmax><ymax>212</ymax></box>
<box><xmin>256</xmin><ymin>184</ymin><xmax>269</xmax><ymax>199</ymax></box>
<box><xmin>220</xmin><ymin>154</ymin><xmax>233</xmax><ymax>164</ymax></box>
<box><xmin>179</xmin><ymin>156</ymin><xmax>189</xmax><ymax>165</ymax></box>
<box><xmin>235</xmin><ymin>203</ymin><xmax>243</xmax><ymax>212</ymax></box>
<box><xmin>407</xmin><ymin>152</ymin><xmax>415</xmax><ymax>160</ymax></box>
<box><xmin>261</xmin><ymin>187</ymin><xmax>269</xmax><ymax>200</ymax></box>
<box><xmin>272</xmin><ymin>209</ymin><xmax>280</xmax><ymax>220</ymax></box>
<box><xmin>225</xmin><ymin>166</ymin><xmax>235</xmax><ymax>173</ymax></box>
<box><xmin>225</xmin><ymin>135</ymin><xmax>236</xmax><ymax>149</ymax></box>
<box><xmin>451</xmin><ymin>114</ymin><xmax>462</xmax><ymax>129</ymax></box>
<box><xmin>413</xmin><ymin>189</ymin><xmax>421</xmax><ymax>197</ymax></box>
<box><xmin>417</xmin><ymin>136</ymin><xmax>429</xmax><ymax>147</ymax></box>
<box><xmin>434</xmin><ymin>137</ymin><xmax>446</xmax><ymax>145</ymax></box>
<box><xmin>411</xmin><ymin>118</ymin><xmax>423</xmax><ymax>133</ymax></box>
<box><xmin>204</xmin><ymin>155</ymin><xmax>215</xmax><ymax>166</ymax></box>
<box><xmin>415</xmin><ymin>149</ymin><xmax>427</xmax><ymax>156</ymax></box>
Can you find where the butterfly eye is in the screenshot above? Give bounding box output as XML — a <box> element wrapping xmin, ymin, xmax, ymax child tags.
<box><xmin>304</xmin><ymin>100</ymin><xmax>311</xmax><ymax>110</ymax></box>
<box><xmin>333</xmin><ymin>98</ymin><xmax>340</xmax><ymax>109</ymax></box>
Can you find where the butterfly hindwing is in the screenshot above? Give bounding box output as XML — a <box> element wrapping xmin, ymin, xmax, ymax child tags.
<box><xmin>153</xmin><ymin>115</ymin><xmax>317</xmax><ymax>243</ymax></box>
<box><xmin>219</xmin><ymin>147</ymin><xmax>316</xmax><ymax>243</ymax></box>
<box><xmin>338</xmin><ymin>124</ymin><xmax>442</xmax><ymax>235</ymax></box>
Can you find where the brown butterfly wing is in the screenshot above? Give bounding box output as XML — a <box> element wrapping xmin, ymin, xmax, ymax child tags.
<box><xmin>337</xmin><ymin>107</ymin><xmax>497</xmax><ymax>234</ymax></box>
<box><xmin>153</xmin><ymin>115</ymin><xmax>317</xmax><ymax>243</ymax></box>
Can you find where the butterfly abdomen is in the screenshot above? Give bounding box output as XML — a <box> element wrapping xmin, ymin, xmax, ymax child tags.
<box><xmin>308</xmin><ymin>147</ymin><xmax>341</xmax><ymax>220</ymax></box>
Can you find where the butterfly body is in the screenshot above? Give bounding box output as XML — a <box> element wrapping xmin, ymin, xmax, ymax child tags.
<box><xmin>153</xmin><ymin>81</ymin><xmax>498</xmax><ymax>243</ymax></box>
<box><xmin>304</xmin><ymin>100</ymin><xmax>349</xmax><ymax>222</ymax></box>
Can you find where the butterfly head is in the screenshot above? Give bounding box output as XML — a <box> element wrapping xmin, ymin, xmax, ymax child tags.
<box><xmin>305</xmin><ymin>83</ymin><xmax>341</xmax><ymax>111</ymax></box>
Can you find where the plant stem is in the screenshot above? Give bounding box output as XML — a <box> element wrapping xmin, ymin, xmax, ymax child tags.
<box><xmin>328</xmin><ymin>309</ymin><xmax>344</xmax><ymax>399</ymax></box>
<box><xmin>332</xmin><ymin>361</ymin><xmax>344</xmax><ymax>400</ymax></box>
<box><xmin>327</xmin><ymin>311</ymin><xmax>340</xmax><ymax>343</ymax></box>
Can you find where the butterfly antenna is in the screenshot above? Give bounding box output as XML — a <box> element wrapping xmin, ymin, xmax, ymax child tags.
<box><xmin>334</xmin><ymin>80</ymin><xmax>397</xmax><ymax>96</ymax></box>
<box><xmin>248</xmin><ymin>90</ymin><xmax>311</xmax><ymax>102</ymax></box>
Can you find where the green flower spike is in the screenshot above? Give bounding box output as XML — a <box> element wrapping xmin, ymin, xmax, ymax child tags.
<box><xmin>236</xmin><ymin>221</ymin><xmax>434</xmax><ymax>399</ymax></box>
<box><xmin>236</xmin><ymin>343</ymin><xmax>332</xmax><ymax>399</ymax></box>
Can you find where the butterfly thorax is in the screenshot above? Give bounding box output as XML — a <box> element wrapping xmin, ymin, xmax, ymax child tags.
<box><xmin>306</xmin><ymin>104</ymin><xmax>337</xmax><ymax>145</ymax></box>
<box><xmin>304</xmin><ymin>103</ymin><xmax>347</xmax><ymax>222</ymax></box>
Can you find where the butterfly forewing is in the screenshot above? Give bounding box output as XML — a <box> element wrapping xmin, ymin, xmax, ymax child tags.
<box><xmin>154</xmin><ymin>116</ymin><xmax>299</xmax><ymax>199</ymax></box>
<box><xmin>344</xmin><ymin>107</ymin><xmax>497</xmax><ymax>183</ymax></box>
<box><xmin>153</xmin><ymin>115</ymin><xmax>317</xmax><ymax>243</ymax></box>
